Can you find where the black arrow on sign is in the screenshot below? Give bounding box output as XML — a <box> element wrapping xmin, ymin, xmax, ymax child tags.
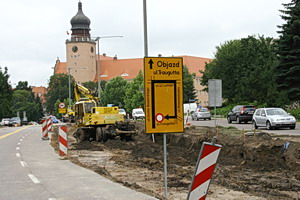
<box><xmin>165</xmin><ymin>115</ymin><xmax>177</xmax><ymax>120</ymax></box>
<box><xmin>148</xmin><ymin>59</ymin><xmax>154</xmax><ymax>69</ymax></box>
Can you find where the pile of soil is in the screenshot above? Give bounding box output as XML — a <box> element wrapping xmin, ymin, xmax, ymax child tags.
<box><xmin>50</xmin><ymin>123</ymin><xmax>300</xmax><ymax>200</ymax></box>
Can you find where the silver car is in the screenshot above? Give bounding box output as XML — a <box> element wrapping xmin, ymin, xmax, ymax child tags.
<box><xmin>191</xmin><ymin>108</ymin><xmax>211</xmax><ymax>121</ymax></box>
<box><xmin>252</xmin><ymin>108</ymin><xmax>296</xmax><ymax>130</ymax></box>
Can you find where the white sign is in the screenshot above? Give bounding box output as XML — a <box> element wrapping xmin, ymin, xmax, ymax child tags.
<box><xmin>59</xmin><ymin>102</ymin><xmax>65</xmax><ymax>109</ymax></box>
<box><xmin>208</xmin><ymin>79</ymin><xmax>222</xmax><ymax>107</ymax></box>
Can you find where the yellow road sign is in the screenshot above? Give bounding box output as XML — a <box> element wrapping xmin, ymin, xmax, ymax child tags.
<box><xmin>144</xmin><ymin>57</ymin><xmax>184</xmax><ymax>133</ymax></box>
<box><xmin>58</xmin><ymin>108</ymin><xmax>67</xmax><ymax>114</ymax></box>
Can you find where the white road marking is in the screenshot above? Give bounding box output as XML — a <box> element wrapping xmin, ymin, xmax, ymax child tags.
<box><xmin>48</xmin><ymin>198</ymin><xmax>56</xmax><ymax>200</ymax></box>
<box><xmin>16</xmin><ymin>153</ymin><xmax>20</xmax><ymax>157</ymax></box>
<box><xmin>20</xmin><ymin>161</ymin><xmax>28</xmax><ymax>167</ymax></box>
<box><xmin>28</xmin><ymin>174</ymin><xmax>40</xmax><ymax>184</ymax></box>
<box><xmin>20</xmin><ymin>139</ymin><xmax>23</xmax><ymax>142</ymax></box>
<box><xmin>17</xmin><ymin>142</ymin><xmax>21</xmax><ymax>145</ymax></box>
<box><xmin>16</xmin><ymin>147</ymin><xmax>20</xmax><ymax>150</ymax></box>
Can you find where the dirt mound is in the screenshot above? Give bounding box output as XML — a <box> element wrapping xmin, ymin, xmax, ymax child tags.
<box><xmin>51</xmin><ymin>123</ymin><xmax>300</xmax><ymax>199</ymax></box>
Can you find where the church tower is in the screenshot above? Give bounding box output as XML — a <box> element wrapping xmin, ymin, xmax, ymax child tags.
<box><xmin>66</xmin><ymin>1</ymin><xmax>96</xmax><ymax>84</ymax></box>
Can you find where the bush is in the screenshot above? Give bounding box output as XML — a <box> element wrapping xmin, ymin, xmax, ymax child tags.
<box><xmin>287</xmin><ymin>108</ymin><xmax>300</xmax><ymax>120</ymax></box>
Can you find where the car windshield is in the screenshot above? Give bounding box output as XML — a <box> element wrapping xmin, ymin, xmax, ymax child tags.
<box><xmin>119</xmin><ymin>109</ymin><xmax>125</xmax><ymax>112</ymax></box>
<box><xmin>266</xmin><ymin>109</ymin><xmax>287</xmax><ymax>116</ymax></box>
<box><xmin>136</xmin><ymin>111</ymin><xmax>144</xmax><ymax>114</ymax></box>
<box><xmin>200</xmin><ymin>108</ymin><xmax>208</xmax><ymax>112</ymax></box>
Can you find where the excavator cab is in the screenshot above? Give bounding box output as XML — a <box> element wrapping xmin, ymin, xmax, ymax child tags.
<box><xmin>74</xmin><ymin>100</ymin><xmax>97</xmax><ymax>126</ymax></box>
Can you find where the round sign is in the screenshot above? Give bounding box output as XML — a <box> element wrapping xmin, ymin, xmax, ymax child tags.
<box><xmin>155</xmin><ymin>113</ymin><xmax>164</xmax><ymax>123</ymax></box>
<box><xmin>59</xmin><ymin>102</ymin><xmax>65</xmax><ymax>109</ymax></box>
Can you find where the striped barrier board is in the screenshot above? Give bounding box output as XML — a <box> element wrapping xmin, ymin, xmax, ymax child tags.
<box><xmin>59</xmin><ymin>126</ymin><xmax>68</xmax><ymax>157</ymax></box>
<box><xmin>47</xmin><ymin>117</ymin><xmax>53</xmax><ymax>132</ymax></box>
<box><xmin>42</xmin><ymin>119</ymin><xmax>49</xmax><ymax>140</ymax></box>
<box><xmin>187</xmin><ymin>142</ymin><xmax>222</xmax><ymax>200</ymax></box>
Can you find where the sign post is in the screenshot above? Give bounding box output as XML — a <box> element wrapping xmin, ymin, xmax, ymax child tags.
<box><xmin>144</xmin><ymin>57</ymin><xmax>184</xmax><ymax>199</ymax></box>
<box><xmin>208</xmin><ymin>79</ymin><xmax>222</xmax><ymax>127</ymax></box>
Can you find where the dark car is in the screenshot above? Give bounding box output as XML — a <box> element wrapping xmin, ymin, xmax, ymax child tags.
<box><xmin>227</xmin><ymin>105</ymin><xmax>255</xmax><ymax>124</ymax></box>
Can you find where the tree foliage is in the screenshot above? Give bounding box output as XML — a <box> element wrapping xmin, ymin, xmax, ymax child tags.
<box><xmin>200</xmin><ymin>35</ymin><xmax>287</xmax><ymax>106</ymax></box>
<box><xmin>45</xmin><ymin>74</ymin><xmax>74</xmax><ymax>114</ymax></box>
<box><xmin>101</xmin><ymin>77</ymin><xmax>128</xmax><ymax>107</ymax></box>
<box><xmin>82</xmin><ymin>81</ymin><xmax>98</xmax><ymax>94</ymax></box>
<box><xmin>124</xmin><ymin>71</ymin><xmax>144</xmax><ymax>112</ymax></box>
<box><xmin>183</xmin><ymin>65</ymin><xmax>197</xmax><ymax>103</ymax></box>
<box><xmin>0</xmin><ymin>67</ymin><xmax>13</xmax><ymax>119</ymax></box>
<box><xmin>12</xmin><ymin>90</ymin><xmax>43</xmax><ymax>121</ymax></box>
<box><xmin>276</xmin><ymin>0</ymin><xmax>300</xmax><ymax>101</ymax></box>
<box><xmin>16</xmin><ymin>81</ymin><xmax>31</xmax><ymax>91</ymax></box>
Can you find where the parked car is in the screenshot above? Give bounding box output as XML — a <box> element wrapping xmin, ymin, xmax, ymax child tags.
<box><xmin>0</xmin><ymin>118</ymin><xmax>10</xmax><ymax>126</ymax></box>
<box><xmin>227</xmin><ymin>105</ymin><xmax>256</xmax><ymax>124</ymax></box>
<box><xmin>118</xmin><ymin>108</ymin><xmax>126</xmax><ymax>116</ymax></box>
<box><xmin>132</xmin><ymin>108</ymin><xmax>145</xmax><ymax>120</ymax></box>
<box><xmin>252</xmin><ymin>108</ymin><xmax>296</xmax><ymax>130</ymax></box>
<box><xmin>191</xmin><ymin>108</ymin><xmax>211</xmax><ymax>121</ymax></box>
<box><xmin>8</xmin><ymin>117</ymin><xmax>21</xmax><ymax>127</ymax></box>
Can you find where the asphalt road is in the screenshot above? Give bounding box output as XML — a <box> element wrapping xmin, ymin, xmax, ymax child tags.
<box><xmin>0</xmin><ymin>125</ymin><xmax>157</xmax><ymax>200</ymax></box>
<box><xmin>188</xmin><ymin>117</ymin><xmax>300</xmax><ymax>136</ymax></box>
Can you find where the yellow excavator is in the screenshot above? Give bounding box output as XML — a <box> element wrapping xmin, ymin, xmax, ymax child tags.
<box><xmin>73</xmin><ymin>83</ymin><xmax>137</xmax><ymax>143</ymax></box>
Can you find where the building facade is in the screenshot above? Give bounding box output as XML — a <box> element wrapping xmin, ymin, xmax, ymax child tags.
<box><xmin>54</xmin><ymin>1</ymin><xmax>211</xmax><ymax>107</ymax></box>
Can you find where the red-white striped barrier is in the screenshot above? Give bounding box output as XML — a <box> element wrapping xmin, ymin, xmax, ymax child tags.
<box><xmin>187</xmin><ymin>142</ymin><xmax>222</xmax><ymax>200</ymax></box>
<box><xmin>47</xmin><ymin>117</ymin><xmax>53</xmax><ymax>132</ymax></box>
<box><xmin>41</xmin><ymin>119</ymin><xmax>49</xmax><ymax>140</ymax></box>
<box><xmin>59</xmin><ymin>126</ymin><xmax>68</xmax><ymax>157</ymax></box>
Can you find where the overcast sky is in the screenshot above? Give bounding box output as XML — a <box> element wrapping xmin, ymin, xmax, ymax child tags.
<box><xmin>0</xmin><ymin>0</ymin><xmax>290</xmax><ymax>87</ymax></box>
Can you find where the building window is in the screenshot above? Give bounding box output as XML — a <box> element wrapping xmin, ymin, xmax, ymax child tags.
<box><xmin>71</xmin><ymin>55</ymin><xmax>73</xmax><ymax>58</ymax></box>
<box><xmin>78</xmin><ymin>55</ymin><xmax>80</xmax><ymax>58</ymax></box>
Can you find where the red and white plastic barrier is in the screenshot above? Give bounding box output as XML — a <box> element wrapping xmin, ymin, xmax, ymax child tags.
<box><xmin>47</xmin><ymin>117</ymin><xmax>53</xmax><ymax>132</ymax></box>
<box><xmin>42</xmin><ymin>119</ymin><xmax>49</xmax><ymax>140</ymax></box>
<box><xmin>187</xmin><ymin>142</ymin><xmax>222</xmax><ymax>200</ymax></box>
<box><xmin>59</xmin><ymin>126</ymin><xmax>68</xmax><ymax>157</ymax></box>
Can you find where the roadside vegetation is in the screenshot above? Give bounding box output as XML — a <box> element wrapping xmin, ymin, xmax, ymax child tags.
<box><xmin>200</xmin><ymin>1</ymin><xmax>300</xmax><ymax>120</ymax></box>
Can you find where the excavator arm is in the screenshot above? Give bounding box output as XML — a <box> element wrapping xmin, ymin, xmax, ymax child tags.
<box><xmin>74</xmin><ymin>83</ymin><xmax>99</xmax><ymax>104</ymax></box>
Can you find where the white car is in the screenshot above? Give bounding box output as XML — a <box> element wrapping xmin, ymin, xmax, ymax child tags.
<box><xmin>132</xmin><ymin>108</ymin><xmax>145</xmax><ymax>120</ymax></box>
<box><xmin>0</xmin><ymin>118</ymin><xmax>10</xmax><ymax>126</ymax></box>
<box><xmin>252</xmin><ymin>108</ymin><xmax>296</xmax><ymax>130</ymax></box>
<box><xmin>118</xmin><ymin>108</ymin><xmax>126</xmax><ymax>116</ymax></box>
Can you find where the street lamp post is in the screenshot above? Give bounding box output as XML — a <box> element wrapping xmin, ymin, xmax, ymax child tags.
<box><xmin>94</xmin><ymin>36</ymin><xmax>123</xmax><ymax>101</ymax></box>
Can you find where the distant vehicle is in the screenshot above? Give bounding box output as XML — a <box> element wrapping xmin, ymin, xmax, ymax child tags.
<box><xmin>184</xmin><ymin>103</ymin><xmax>197</xmax><ymax>114</ymax></box>
<box><xmin>132</xmin><ymin>108</ymin><xmax>145</xmax><ymax>120</ymax></box>
<box><xmin>8</xmin><ymin>117</ymin><xmax>21</xmax><ymax>127</ymax></box>
<box><xmin>49</xmin><ymin>116</ymin><xmax>60</xmax><ymax>123</ymax></box>
<box><xmin>227</xmin><ymin>105</ymin><xmax>256</xmax><ymax>124</ymax></box>
<box><xmin>0</xmin><ymin>118</ymin><xmax>10</xmax><ymax>126</ymax></box>
<box><xmin>119</xmin><ymin>109</ymin><xmax>126</xmax><ymax>116</ymax></box>
<box><xmin>28</xmin><ymin>121</ymin><xmax>38</xmax><ymax>125</ymax></box>
<box><xmin>252</xmin><ymin>108</ymin><xmax>296</xmax><ymax>130</ymax></box>
<box><xmin>191</xmin><ymin>108</ymin><xmax>211</xmax><ymax>121</ymax></box>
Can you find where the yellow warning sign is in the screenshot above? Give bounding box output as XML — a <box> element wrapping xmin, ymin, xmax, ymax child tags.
<box><xmin>58</xmin><ymin>108</ymin><xmax>67</xmax><ymax>114</ymax></box>
<box><xmin>144</xmin><ymin>57</ymin><xmax>184</xmax><ymax>134</ymax></box>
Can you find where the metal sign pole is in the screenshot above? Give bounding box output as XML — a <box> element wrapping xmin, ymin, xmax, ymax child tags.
<box><xmin>163</xmin><ymin>133</ymin><xmax>168</xmax><ymax>199</ymax></box>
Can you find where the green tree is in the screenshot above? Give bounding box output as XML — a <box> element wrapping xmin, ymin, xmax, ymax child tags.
<box><xmin>0</xmin><ymin>67</ymin><xmax>13</xmax><ymax>119</ymax></box>
<box><xmin>101</xmin><ymin>77</ymin><xmax>128</xmax><ymax>107</ymax></box>
<box><xmin>183</xmin><ymin>65</ymin><xmax>197</xmax><ymax>103</ymax></box>
<box><xmin>82</xmin><ymin>81</ymin><xmax>98</xmax><ymax>94</ymax></box>
<box><xmin>200</xmin><ymin>36</ymin><xmax>286</xmax><ymax>106</ymax></box>
<box><xmin>16</xmin><ymin>81</ymin><xmax>31</xmax><ymax>91</ymax></box>
<box><xmin>12</xmin><ymin>90</ymin><xmax>43</xmax><ymax>121</ymax></box>
<box><xmin>276</xmin><ymin>0</ymin><xmax>300</xmax><ymax>101</ymax></box>
<box><xmin>124</xmin><ymin>71</ymin><xmax>144</xmax><ymax>112</ymax></box>
<box><xmin>45</xmin><ymin>74</ymin><xmax>74</xmax><ymax>114</ymax></box>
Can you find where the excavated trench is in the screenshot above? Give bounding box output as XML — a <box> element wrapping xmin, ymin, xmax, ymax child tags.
<box><xmin>51</xmin><ymin>123</ymin><xmax>300</xmax><ymax>200</ymax></box>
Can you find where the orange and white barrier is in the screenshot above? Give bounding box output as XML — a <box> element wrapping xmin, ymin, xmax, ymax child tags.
<box><xmin>59</xmin><ymin>126</ymin><xmax>68</xmax><ymax>157</ymax></box>
<box><xmin>187</xmin><ymin>142</ymin><xmax>222</xmax><ymax>200</ymax></box>
<box><xmin>47</xmin><ymin>117</ymin><xmax>53</xmax><ymax>132</ymax></box>
<box><xmin>42</xmin><ymin>119</ymin><xmax>49</xmax><ymax>140</ymax></box>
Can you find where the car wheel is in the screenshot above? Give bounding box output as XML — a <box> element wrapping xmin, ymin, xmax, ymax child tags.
<box><xmin>290</xmin><ymin>125</ymin><xmax>296</xmax><ymax>130</ymax></box>
<box><xmin>236</xmin><ymin>117</ymin><xmax>241</xmax><ymax>124</ymax></box>
<box><xmin>266</xmin><ymin>121</ymin><xmax>273</xmax><ymax>130</ymax></box>
<box><xmin>252</xmin><ymin>121</ymin><xmax>258</xmax><ymax>129</ymax></box>
<box><xmin>227</xmin><ymin>116</ymin><xmax>232</xmax><ymax>124</ymax></box>
<box><xmin>244</xmin><ymin>121</ymin><xmax>248</xmax><ymax>124</ymax></box>
<box><xmin>208</xmin><ymin>118</ymin><xmax>211</xmax><ymax>120</ymax></box>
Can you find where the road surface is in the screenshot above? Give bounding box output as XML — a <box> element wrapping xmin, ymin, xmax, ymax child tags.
<box><xmin>188</xmin><ymin>117</ymin><xmax>299</xmax><ymax>135</ymax></box>
<box><xmin>0</xmin><ymin>125</ymin><xmax>157</xmax><ymax>200</ymax></box>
